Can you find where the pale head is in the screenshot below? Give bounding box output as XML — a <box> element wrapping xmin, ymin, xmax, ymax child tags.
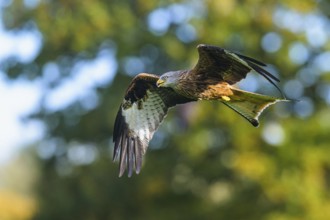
<box><xmin>156</xmin><ymin>71</ymin><xmax>182</xmax><ymax>89</ymax></box>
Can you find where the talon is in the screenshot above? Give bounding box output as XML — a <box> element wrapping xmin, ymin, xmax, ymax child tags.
<box><xmin>221</xmin><ymin>96</ymin><xmax>230</xmax><ymax>101</ymax></box>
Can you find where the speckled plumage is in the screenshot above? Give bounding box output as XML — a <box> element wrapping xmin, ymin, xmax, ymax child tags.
<box><xmin>113</xmin><ymin>74</ymin><xmax>193</xmax><ymax>177</ymax></box>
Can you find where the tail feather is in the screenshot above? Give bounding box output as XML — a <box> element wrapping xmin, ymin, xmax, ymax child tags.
<box><xmin>222</xmin><ymin>88</ymin><xmax>288</xmax><ymax>127</ymax></box>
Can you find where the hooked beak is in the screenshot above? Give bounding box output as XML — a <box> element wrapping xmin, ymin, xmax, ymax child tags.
<box><xmin>156</xmin><ymin>79</ymin><xmax>165</xmax><ymax>87</ymax></box>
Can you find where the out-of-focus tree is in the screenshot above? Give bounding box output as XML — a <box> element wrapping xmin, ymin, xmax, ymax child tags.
<box><xmin>0</xmin><ymin>147</ymin><xmax>38</xmax><ymax>220</ymax></box>
<box><xmin>1</xmin><ymin>0</ymin><xmax>330</xmax><ymax>219</ymax></box>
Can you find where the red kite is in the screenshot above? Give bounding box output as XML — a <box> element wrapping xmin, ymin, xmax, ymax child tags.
<box><xmin>113</xmin><ymin>44</ymin><xmax>286</xmax><ymax>177</ymax></box>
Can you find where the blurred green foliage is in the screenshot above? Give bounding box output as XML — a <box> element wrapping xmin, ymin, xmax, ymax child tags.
<box><xmin>2</xmin><ymin>0</ymin><xmax>330</xmax><ymax>219</ymax></box>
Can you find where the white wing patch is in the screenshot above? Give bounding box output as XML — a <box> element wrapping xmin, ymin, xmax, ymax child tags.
<box><xmin>121</xmin><ymin>90</ymin><xmax>167</xmax><ymax>155</ymax></box>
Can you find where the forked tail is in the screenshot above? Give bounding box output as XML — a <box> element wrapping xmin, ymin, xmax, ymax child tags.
<box><xmin>222</xmin><ymin>88</ymin><xmax>288</xmax><ymax>127</ymax></box>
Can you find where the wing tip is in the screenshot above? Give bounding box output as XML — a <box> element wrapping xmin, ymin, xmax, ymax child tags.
<box><xmin>118</xmin><ymin>169</ymin><xmax>140</xmax><ymax>178</ymax></box>
<box><xmin>114</xmin><ymin>134</ymin><xmax>146</xmax><ymax>178</ymax></box>
<box><xmin>197</xmin><ymin>44</ymin><xmax>207</xmax><ymax>49</ymax></box>
<box><xmin>118</xmin><ymin>170</ymin><xmax>125</xmax><ymax>177</ymax></box>
<box><xmin>197</xmin><ymin>44</ymin><xmax>224</xmax><ymax>51</ymax></box>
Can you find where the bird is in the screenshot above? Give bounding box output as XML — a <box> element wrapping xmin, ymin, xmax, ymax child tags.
<box><xmin>113</xmin><ymin>44</ymin><xmax>287</xmax><ymax>177</ymax></box>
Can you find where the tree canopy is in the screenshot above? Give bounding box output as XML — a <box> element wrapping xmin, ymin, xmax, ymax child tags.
<box><xmin>1</xmin><ymin>0</ymin><xmax>330</xmax><ymax>219</ymax></box>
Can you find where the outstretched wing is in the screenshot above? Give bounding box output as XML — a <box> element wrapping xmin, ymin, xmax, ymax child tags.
<box><xmin>193</xmin><ymin>44</ymin><xmax>284</xmax><ymax>97</ymax></box>
<box><xmin>113</xmin><ymin>73</ymin><xmax>193</xmax><ymax>177</ymax></box>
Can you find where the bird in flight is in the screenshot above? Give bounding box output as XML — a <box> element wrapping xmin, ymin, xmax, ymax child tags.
<box><xmin>113</xmin><ymin>44</ymin><xmax>287</xmax><ymax>177</ymax></box>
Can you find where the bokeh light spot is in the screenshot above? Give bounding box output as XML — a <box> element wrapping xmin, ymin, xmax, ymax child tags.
<box><xmin>289</xmin><ymin>42</ymin><xmax>309</xmax><ymax>65</ymax></box>
<box><xmin>147</xmin><ymin>8</ymin><xmax>171</xmax><ymax>35</ymax></box>
<box><xmin>176</xmin><ymin>24</ymin><xmax>197</xmax><ymax>43</ymax></box>
<box><xmin>261</xmin><ymin>32</ymin><xmax>282</xmax><ymax>53</ymax></box>
<box><xmin>262</xmin><ymin>122</ymin><xmax>285</xmax><ymax>146</ymax></box>
<box><xmin>67</xmin><ymin>143</ymin><xmax>98</xmax><ymax>166</ymax></box>
<box><xmin>284</xmin><ymin>79</ymin><xmax>304</xmax><ymax>99</ymax></box>
<box><xmin>294</xmin><ymin>97</ymin><xmax>314</xmax><ymax>118</ymax></box>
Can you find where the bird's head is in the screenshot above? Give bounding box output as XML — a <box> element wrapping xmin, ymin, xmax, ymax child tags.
<box><xmin>156</xmin><ymin>71</ymin><xmax>181</xmax><ymax>88</ymax></box>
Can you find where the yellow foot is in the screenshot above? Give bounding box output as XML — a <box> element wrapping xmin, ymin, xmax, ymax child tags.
<box><xmin>221</xmin><ymin>96</ymin><xmax>230</xmax><ymax>101</ymax></box>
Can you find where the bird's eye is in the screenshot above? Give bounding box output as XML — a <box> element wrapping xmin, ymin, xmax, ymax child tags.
<box><xmin>163</xmin><ymin>76</ymin><xmax>169</xmax><ymax>80</ymax></box>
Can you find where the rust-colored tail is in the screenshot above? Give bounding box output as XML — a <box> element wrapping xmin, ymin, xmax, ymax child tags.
<box><xmin>221</xmin><ymin>88</ymin><xmax>287</xmax><ymax>127</ymax></box>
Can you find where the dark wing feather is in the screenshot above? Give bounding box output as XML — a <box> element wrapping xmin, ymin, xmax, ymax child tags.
<box><xmin>193</xmin><ymin>44</ymin><xmax>283</xmax><ymax>96</ymax></box>
<box><xmin>234</xmin><ymin>53</ymin><xmax>267</xmax><ymax>67</ymax></box>
<box><xmin>113</xmin><ymin>73</ymin><xmax>193</xmax><ymax>177</ymax></box>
